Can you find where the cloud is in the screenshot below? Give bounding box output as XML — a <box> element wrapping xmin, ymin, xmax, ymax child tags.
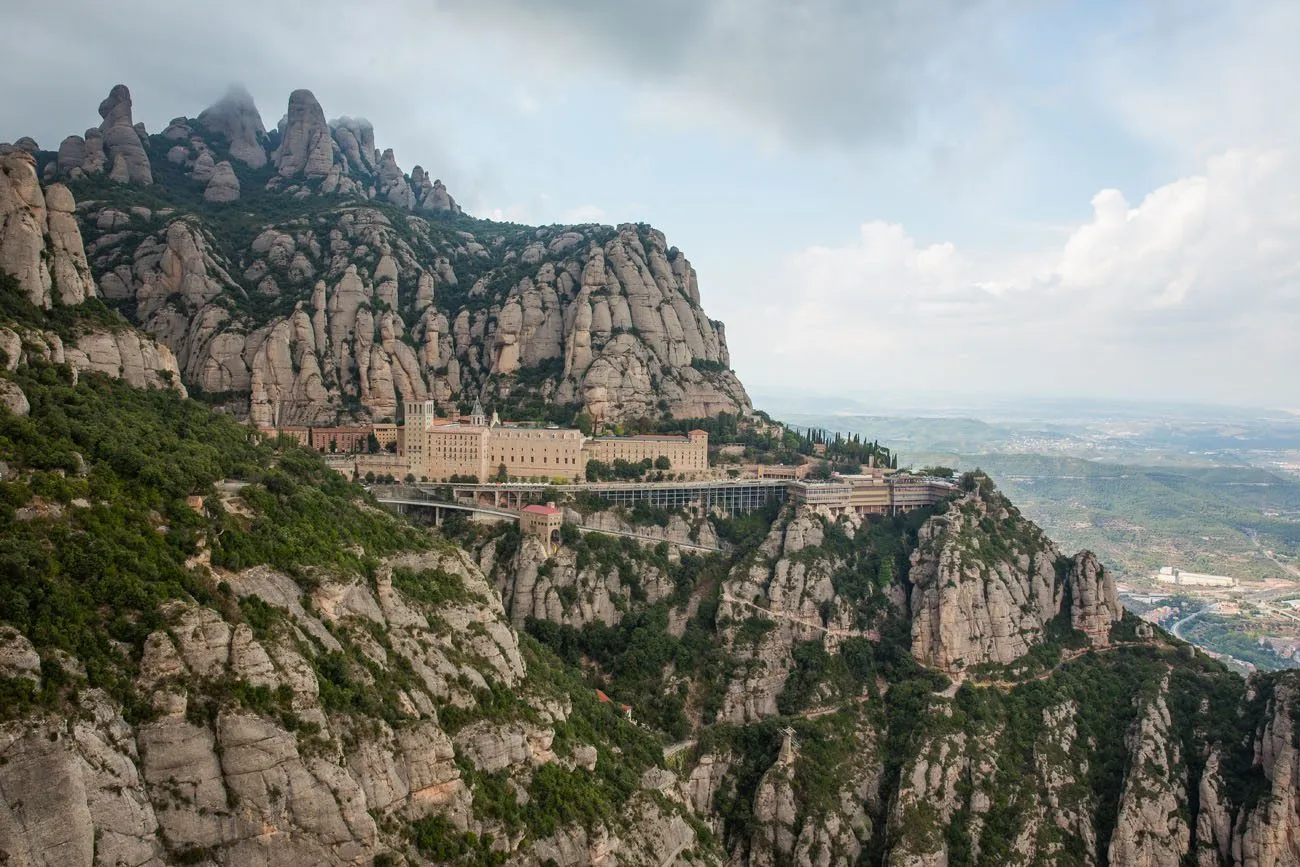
<box><xmin>730</xmin><ymin>147</ymin><xmax>1300</xmax><ymax>406</ymax></box>
<box><xmin>560</xmin><ymin>204</ymin><xmax>607</xmax><ymax>224</ymax></box>
<box><xmin>433</xmin><ymin>0</ymin><xmax>1019</xmax><ymax>151</ymax></box>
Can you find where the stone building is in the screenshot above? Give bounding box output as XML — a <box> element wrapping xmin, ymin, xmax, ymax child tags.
<box><xmin>308</xmin><ymin>426</ymin><xmax>370</xmax><ymax>453</ymax></box>
<box><xmin>520</xmin><ymin>504</ymin><xmax>563</xmax><ymax>554</ymax></box>
<box><xmin>402</xmin><ymin>401</ymin><xmax>709</xmax><ymax>483</ymax></box>
<box><xmin>404</xmin><ymin>400</ymin><xmax>586</xmax><ymax>482</ymax></box>
<box><xmin>583</xmin><ymin>431</ymin><xmax>709</xmax><ymax>477</ymax></box>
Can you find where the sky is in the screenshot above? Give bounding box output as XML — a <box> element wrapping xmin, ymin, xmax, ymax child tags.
<box><xmin>3</xmin><ymin>0</ymin><xmax>1298</xmax><ymax>410</ymax></box>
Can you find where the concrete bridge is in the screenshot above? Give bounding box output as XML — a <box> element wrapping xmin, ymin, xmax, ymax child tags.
<box><xmin>374</xmin><ymin>478</ymin><xmax>787</xmax><ymax>515</ymax></box>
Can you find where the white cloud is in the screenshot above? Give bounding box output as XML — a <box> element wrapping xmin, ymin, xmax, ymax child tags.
<box><xmin>560</xmin><ymin>204</ymin><xmax>608</xmax><ymax>224</ymax></box>
<box><xmin>730</xmin><ymin>147</ymin><xmax>1300</xmax><ymax>406</ymax></box>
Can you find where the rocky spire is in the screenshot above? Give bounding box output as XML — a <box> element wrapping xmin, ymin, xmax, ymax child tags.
<box><xmin>376</xmin><ymin>148</ymin><xmax>413</xmax><ymax>209</ymax></box>
<box><xmin>97</xmin><ymin>84</ymin><xmax>152</xmax><ymax>185</ymax></box>
<box><xmin>330</xmin><ymin>117</ymin><xmax>376</xmax><ymax>175</ymax></box>
<box><xmin>0</xmin><ymin>151</ymin><xmax>96</xmax><ymax>307</ymax></box>
<box><xmin>197</xmin><ymin>85</ymin><xmax>268</xmax><ymax>169</ymax></box>
<box><xmin>411</xmin><ymin>166</ymin><xmax>461</xmax><ymax>214</ymax></box>
<box><xmin>272</xmin><ymin>89</ymin><xmax>334</xmax><ymax>179</ymax></box>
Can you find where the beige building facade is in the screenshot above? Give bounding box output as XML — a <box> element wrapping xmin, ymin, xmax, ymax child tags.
<box><xmin>583</xmin><ymin>431</ymin><xmax>709</xmax><ymax>476</ymax></box>
<box><xmin>403</xmin><ymin>401</ymin><xmax>710</xmax><ymax>483</ymax></box>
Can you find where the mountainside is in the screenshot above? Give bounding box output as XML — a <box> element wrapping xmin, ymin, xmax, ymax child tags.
<box><xmin>2</xmin><ymin>285</ymin><xmax>1300</xmax><ymax>864</ymax></box>
<box><xmin>0</xmin><ymin>84</ymin><xmax>749</xmax><ymax>426</ymax></box>
<box><xmin>2</xmin><ymin>85</ymin><xmax>1299</xmax><ymax>867</ymax></box>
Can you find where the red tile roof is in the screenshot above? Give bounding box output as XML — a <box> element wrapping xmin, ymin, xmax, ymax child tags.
<box><xmin>522</xmin><ymin>504</ymin><xmax>562</xmax><ymax>516</ymax></box>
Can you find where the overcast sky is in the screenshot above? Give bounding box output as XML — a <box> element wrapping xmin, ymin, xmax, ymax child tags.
<box><xmin>4</xmin><ymin>0</ymin><xmax>1298</xmax><ymax>410</ymax></box>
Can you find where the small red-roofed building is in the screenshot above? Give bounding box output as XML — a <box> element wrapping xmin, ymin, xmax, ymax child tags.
<box><xmin>521</xmin><ymin>502</ymin><xmax>564</xmax><ymax>553</ymax></box>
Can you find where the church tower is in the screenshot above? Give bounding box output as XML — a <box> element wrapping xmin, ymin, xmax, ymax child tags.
<box><xmin>470</xmin><ymin>398</ymin><xmax>485</xmax><ymax>427</ymax></box>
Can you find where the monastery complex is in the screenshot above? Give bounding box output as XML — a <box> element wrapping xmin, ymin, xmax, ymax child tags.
<box><xmin>256</xmin><ymin>404</ymin><xmax>955</xmax><ymax>516</ymax></box>
<box><xmin>403</xmin><ymin>400</ymin><xmax>709</xmax><ymax>483</ymax></box>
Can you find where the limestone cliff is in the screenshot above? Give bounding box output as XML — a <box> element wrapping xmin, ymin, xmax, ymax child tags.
<box><xmin>908</xmin><ymin>478</ymin><xmax>1122</xmax><ymax>673</ymax></box>
<box><xmin>0</xmin><ymin>151</ymin><xmax>95</xmax><ymax>307</ymax></box>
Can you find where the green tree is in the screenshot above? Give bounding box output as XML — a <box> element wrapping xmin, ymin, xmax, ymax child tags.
<box><xmin>654</xmin><ymin>456</ymin><xmax>671</xmax><ymax>471</ymax></box>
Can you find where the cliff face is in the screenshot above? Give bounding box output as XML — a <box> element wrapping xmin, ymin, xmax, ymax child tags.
<box><xmin>908</xmin><ymin>480</ymin><xmax>1123</xmax><ymax>673</ymax></box>
<box><xmin>14</xmin><ymin>84</ymin><xmax>749</xmax><ymax>424</ymax></box>
<box><xmin>0</xmin><ymin>151</ymin><xmax>95</xmax><ymax>308</ymax></box>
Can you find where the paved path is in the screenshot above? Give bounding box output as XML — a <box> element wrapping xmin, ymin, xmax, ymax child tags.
<box><xmin>663</xmin><ymin>739</ymin><xmax>697</xmax><ymax>760</ymax></box>
<box><xmin>574</xmin><ymin>525</ymin><xmax>723</xmax><ymax>553</ymax></box>
<box><xmin>720</xmin><ymin>593</ymin><xmax>875</xmax><ymax>640</ymax></box>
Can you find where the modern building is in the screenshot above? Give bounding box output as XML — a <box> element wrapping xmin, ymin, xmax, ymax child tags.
<box><xmin>1154</xmin><ymin>567</ymin><xmax>1236</xmax><ymax>588</ymax></box>
<box><xmin>742</xmin><ymin>463</ymin><xmax>812</xmax><ymax>481</ymax></box>
<box><xmin>787</xmin><ymin>472</ymin><xmax>956</xmax><ymax>516</ymax></box>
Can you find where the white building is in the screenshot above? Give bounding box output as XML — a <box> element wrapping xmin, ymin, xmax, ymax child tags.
<box><xmin>1154</xmin><ymin>566</ymin><xmax>1236</xmax><ymax>588</ymax></box>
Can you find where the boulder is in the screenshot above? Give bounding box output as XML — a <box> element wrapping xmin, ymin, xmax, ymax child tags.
<box><xmin>0</xmin><ymin>379</ymin><xmax>28</xmax><ymax>416</ymax></box>
<box><xmin>203</xmin><ymin>161</ymin><xmax>240</xmax><ymax>203</ymax></box>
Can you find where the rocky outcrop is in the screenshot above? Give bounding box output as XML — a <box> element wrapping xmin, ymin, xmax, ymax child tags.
<box><xmin>97</xmin><ymin>84</ymin><xmax>152</xmax><ymax>185</ymax></box>
<box><xmin>715</xmin><ymin>506</ymin><xmax>877</xmax><ymax>724</ymax></box>
<box><xmin>0</xmin><ymin>151</ymin><xmax>52</xmax><ymax>306</ymax></box>
<box><xmin>197</xmin><ymin>85</ymin><xmax>268</xmax><ymax>169</ymax></box>
<box><xmin>10</xmin><ymin>84</ymin><xmax>745</xmax><ymax>424</ymax></box>
<box><xmin>909</xmin><ymin>481</ymin><xmax>1120</xmax><ymax>673</ymax></box>
<box><xmin>1235</xmin><ymin>679</ymin><xmax>1300</xmax><ymax>867</ymax></box>
<box><xmin>0</xmin><ymin>379</ymin><xmax>28</xmax><ymax>415</ymax></box>
<box><xmin>0</xmin><ymin>152</ymin><xmax>96</xmax><ymax>307</ymax></box>
<box><xmin>273</xmin><ymin>89</ymin><xmax>335</xmax><ymax>180</ymax></box>
<box><xmin>1</xmin><ymin>318</ymin><xmax>185</xmax><ymax>396</ymax></box>
<box><xmin>376</xmin><ymin>148</ymin><xmax>413</xmax><ymax>209</ymax></box>
<box><xmin>76</xmin><ymin>192</ymin><xmax>745</xmax><ymax>423</ymax></box>
<box><xmin>411</xmin><ymin>166</ymin><xmax>461</xmax><ymax>214</ymax></box>
<box><xmin>1107</xmin><ymin>679</ymin><xmax>1191</xmax><ymax>867</ymax></box>
<box><xmin>66</xmin><ymin>329</ymin><xmax>187</xmax><ymax>395</ymax></box>
<box><xmin>330</xmin><ymin>117</ymin><xmax>376</xmax><ymax>175</ymax></box>
<box><xmin>203</xmin><ymin>160</ymin><xmax>241</xmax><ymax>203</ymax></box>
<box><xmin>1067</xmin><ymin>550</ymin><xmax>1123</xmax><ymax>644</ymax></box>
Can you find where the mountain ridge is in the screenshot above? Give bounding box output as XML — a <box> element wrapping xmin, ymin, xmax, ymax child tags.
<box><xmin>2</xmin><ymin>83</ymin><xmax>751</xmax><ymax>427</ymax></box>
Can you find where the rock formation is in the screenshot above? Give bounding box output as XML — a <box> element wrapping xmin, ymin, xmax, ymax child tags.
<box><xmin>97</xmin><ymin>84</ymin><xmax>152</xmax><ymax>185</ymax></box>
<box><xmin>273</xmin><ymin>89</ymin><xmax>335</xmax><ymax>180</ymax></box>
<box><xmin>0</xmin><ymin>152</ymin><xmax>96</xmax><ymax>307</ymax></box>
<box><xmin>412</xmin><ymin>166</ymin><xmax>462</xmax><ymax>214</ymax></box>
<box><xmin>909</xmin><ymin>479</ymin><xmax>1122</xmax><ymax>672</ymax></box>
<box><xmin>330</xmin><ymin>116</ymin><xmax>376</xmax><ymax>175</ymax></box>
<box><xmin>376</xmin><ymin>148</ymin><xmax>413</xmax><ymax>209</ymax></box>
<box><xmin>197</xmin><ymin>85</ymin><xmax>268</xmax><ymax>168</ymax></box>
<box><xmin>203</xmin><ymin>160</ymin><xmax>241</xmax><ymax>203</ymax></box>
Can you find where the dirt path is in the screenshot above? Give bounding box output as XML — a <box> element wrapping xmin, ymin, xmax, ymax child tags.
<box><xmin>720</xmin><ymin>592</ymin><xmax>876</xmax><ymax>640</ymax></box>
